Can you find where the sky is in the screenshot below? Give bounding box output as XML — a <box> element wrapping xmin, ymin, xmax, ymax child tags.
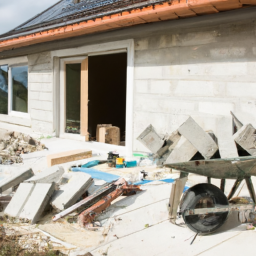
<box><xmin>0</xmin><ymin>0</ymin><xmax>60</xmax><ymax>35</ymax></box>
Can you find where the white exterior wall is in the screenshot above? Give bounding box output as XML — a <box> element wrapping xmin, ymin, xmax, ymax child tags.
<box><xmin>28</xmin><ymin>51</ymin><xmax>54</xmax><ymax>134</ymax></box>
<box><xmin>1</xmin><ymin>18</ymin><xmax>256</xmax><ymax>154</ymax></box>
<box><xmin>133</xmin><ymin>20</ymin><xmax>256</xmax><ymax>152</ymax></box>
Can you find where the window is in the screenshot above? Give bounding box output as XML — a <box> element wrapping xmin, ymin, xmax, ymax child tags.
<box><xmin>11</xmin><ymin>66</ymin><xmax>28</xmax><ymax>113</ymax></box>
<box><xmin>0</xmin><ymin>65</ymin><xmax>8</xmax><ymax>115</ymax></box>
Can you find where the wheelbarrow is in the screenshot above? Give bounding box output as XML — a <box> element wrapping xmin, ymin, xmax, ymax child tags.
<box><xmin>165</xmin><ymin>156</ymin><xmax>256</xmax><ymax>234</ymax></box>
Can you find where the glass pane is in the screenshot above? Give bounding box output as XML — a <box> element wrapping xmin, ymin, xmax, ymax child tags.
<box><xmin>0</xmin><ymin>65</ymin><xmax>8</xmax><ymax>115</ymax></box>
<box><xmin>65</xmin><ymin>63</ymin><xmax>81</xmax><ymax>134</ymax></box>
<box><xmin>12</xmin><ymin>66</ymin><xmax>28</xmax><ymax>113</ymax></box>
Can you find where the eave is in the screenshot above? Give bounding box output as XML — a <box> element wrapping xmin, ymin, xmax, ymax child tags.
<box><xmin>0</xmin><ymin>0</ymin><xmax>255</xmax><ymax>52</ymax></box>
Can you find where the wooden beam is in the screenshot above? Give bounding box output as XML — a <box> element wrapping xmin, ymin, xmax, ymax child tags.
<box><xmin>81</xmin><ymin>58</ymin><xmax>89</xmax><ymax>140</ymax></box>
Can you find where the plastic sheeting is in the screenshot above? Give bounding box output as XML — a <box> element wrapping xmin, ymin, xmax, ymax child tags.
<box><xmin>72</xmin><ymin>167</ymin><xmax>120</xmax><ymax>182</ymax></box>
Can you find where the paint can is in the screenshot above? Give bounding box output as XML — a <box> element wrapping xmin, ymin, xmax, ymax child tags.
<box><xmin>116</xmin><ymin>158</ymin><xmax>125</xmax><ymax>168</ymax></box>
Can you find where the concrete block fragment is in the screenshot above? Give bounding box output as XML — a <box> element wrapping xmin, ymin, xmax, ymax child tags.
<box><xmin>47</xmin><ymin>149</ymin><xmax>92</xmax><ymax>167</ymax></box>
<box><xmin>19</xmin><ymin>183</ymin><xmax>55</xmax><ymax>224</ymax></box>
<box><xmin>216</xmin><ymin>116</ymin><xmax>238</xmax><ymax>158</ymax></box>
<box><xmin>178</xmin><ymin>117</ymin><xmax>218</xmax><ymax>159</ymax></box>
<box><xmin>25</xmin><ymin>166</ymin><xmax>64</xmax><ymax>184</ymax></box>
<box><xmin>51</xmin><ymin>173</ymin><xmax>93</xmax><ymax>211</ymax></box>
<box><xmin>233</xmin><ymin>124</ymin><xmax>256</xmax><ymax>156</ymax></box>
<box><xmin>230</xmin><ymin>111</ymin><xmax>243</xmax><ymax>131</ymax></box>
<box><xmin>4</xmin><ymin>183</ymin><xmax>35</xmax><ymax>218</ymax></box>
<box><xmin>165</xmin><ymin>136</ymin><xmax>197</xmax><ymax>164</ymax></box>
<box><xmin>137</xmin><ymin>125</ymin><xmax>164</xmax><ymax>154</ymax></box>
<box><xmin>0</xmin><ymin>168</ymin><xmax>34</xmax><ymax>193</ymax></box>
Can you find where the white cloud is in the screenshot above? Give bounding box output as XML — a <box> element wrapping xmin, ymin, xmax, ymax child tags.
<box><xmin>0</xmin><ymin>0</ymin><xmax>60</xmax><ymax>35</ymax></box>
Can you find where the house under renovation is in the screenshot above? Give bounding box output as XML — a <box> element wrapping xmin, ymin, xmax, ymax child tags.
<box><xmin>0</xmin><ymin>0</ymin><xmax>256</xmax><ymax>155</ymax></box>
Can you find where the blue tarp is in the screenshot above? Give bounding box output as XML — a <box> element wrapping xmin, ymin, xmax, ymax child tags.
<box><xmin>72</xmin><ymin>167</ymin><xmax>120</xmax><ymax>182</ymax></box>
<box><xmin>133</xmin><ymin>178</ymin><xmax>189</xmax><ymax>192</ymax></box>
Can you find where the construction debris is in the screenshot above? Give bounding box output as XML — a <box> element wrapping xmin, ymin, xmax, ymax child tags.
<box><xmin>217</xmin><ymin>116</ymin><xmax>239</xmax><ymax>158</ymax></box>
<box><xmin>165</xmin><ymin>136</ymin><xmax>197</xmax><ymax>164</ymax></box>
<box><xmin>78</xmin><ymin>178</ymin><xmax>141</xmax><ymax>227</ymax></box>
<box><xmin>0</xmin><ymin>129</ymin><xmax>47</xmax><ymax>165</ymax></box>
<box><xmin>25</xmin><ymin>166</ymin><xmax>64</xmax><ymax>184</ymax></box>
<box><xmin>47</xmin><ymin>149</ymin><xmax>92</xmax><ymax>167</ymax></box>
<box><xmin>5</xmin><ymin>183</ymin><xmax>55</xmax><ymax>224</ymax></box>
<box><xmin>233</xmin><ymin>124</ymin><xmax>256</xmax><ymax>156</ymax></box>
<box><xmin>0</xmin><ymin>168</ymin><xmax>34</xmax><ymax>193</ymax></box>
<box><xmin>178</xmin><ymin>117</ymin><xmax>218</xmax><ymax>159</ymax></box>
<box><xmin>51</xmin><ymin>172</ymin><xmax>93</xmax><ymax>211</ymax></box>
<box><xmin>137</xmin><ymin>124</ymin><xmax>164</xmax><ymax>154</ymax></box>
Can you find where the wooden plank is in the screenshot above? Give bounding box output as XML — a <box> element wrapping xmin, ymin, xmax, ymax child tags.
<box><xmin>81</xmin><ymin>58</ymin><xmax>89</xmax><ymax>140</ymax></box>
<box><xmin>47</xmin><ymin>149</ymin><xmax>92</xmax><ymax>167</ymax></box>
<box><xmin>169</xmin><ymin>177</ymin><xmax>188</xmax><ymax>221</ymax></box>
<box><xmin>96</xmin><ymin>124</ymin><xmax>112</xmax><ymax>142</ymax></box>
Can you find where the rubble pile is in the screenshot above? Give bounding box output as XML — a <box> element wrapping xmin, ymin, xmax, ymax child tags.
<box><xmin>0</xmin><ymin>224</ymin><xmax>64</xmax><ymax>255</ymax></box>
<box><xmin>0</xmin><ymin>129</ymin><xmax>46</xmax><ymax>165</ymax></box>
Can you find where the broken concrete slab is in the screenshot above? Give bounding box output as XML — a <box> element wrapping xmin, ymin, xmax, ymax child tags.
<box><xmin>51</xmin><ymin>172</ymin><xmax>93</xmax><ymax>211</ymax></box>
<box><xmin>0</xmin><ymin>168</ymin><xmax>34</xmax><ymax>193</ymax></box>
<box><xmin>165</xmin><ymin>136</ymin><xmax>197</xmax><ymax>164</ymax></box>
<box><xmin>4</xmin><ymin>183</ymin><xmax>35</xmax><ymax>218</ymax></box>
<box><xmin>25</xmin><ymin>166</ymin><xmax>64</xmax><ymax>184</ymax></box>
<box><xmin>217</xmin><ymin>116</ymin><xmax>238</xmax><ymax>158</ymax></box>
<box><xmin>178</xmin><ymin>117</ymin><xmax>218</xmax><ymax>159</ymax></box>
<box><xmin>47</xmin><ymin>149</ymin><xmax>92</xmax><ymax>167</ymax></box>
<box><xmin>233</xmin><ymin>124</ymin><xmax>256</xmax><ymax>156</ymax></box>
<box><xmin>156</xmin><ymin>130</ymin><xmax>181</xmax><ymax>158</ymax></box>
<box><xmin>137</xmin><ymin>125</ymin><xmax>164</xmax><ymax>154</ymax></box>
<box><xmin>19</xmin><ymin>183</ymin><xmax>55</xmax><ymax>224</ymax></box>
<box><xmin>230</xmin><ymin>111</ymin><xmax>243</xmax><ymax>131</ymax></box>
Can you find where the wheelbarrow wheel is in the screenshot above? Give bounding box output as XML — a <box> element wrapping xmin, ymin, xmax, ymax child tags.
<box><xmin>180</xmin><ymin>183</ymin><xmax>229</xmax><ymax>234</ymax></box>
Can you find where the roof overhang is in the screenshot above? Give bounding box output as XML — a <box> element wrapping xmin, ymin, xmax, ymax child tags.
<box><xmin>0</xmin><ymin>0</ymin><xmax>254</xmax><ymax>52</ymax></box>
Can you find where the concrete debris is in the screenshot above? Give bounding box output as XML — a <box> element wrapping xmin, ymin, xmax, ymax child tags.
<box><xmin>230</xmin><ymin>111</ymin><xmax>243</xmax><ymax>131</ymax></box>
<box><xmin>217</xmin><ymin>116</ymin><xmax>239</xmax><ymax>158</ymax></box>
<box><xmin>233</xmin><ymin>124</ymin><xmax>256</xmax><ymax>156</ymax></box>
<box><xmin>165</xmin><ymin>136</ymin><xmax>197</xmax><ymax>164</ymax></box>
<box><xmin>0</xmin><ymin>129</ymin><xmax>46</xmax><ymax>165</ymax></box>
<box><xmin>25</xmin><ymin>166</ymin><xmax>64</xmax><ymax>184</ymax></box>
<box><xmin>0</xmin><ymin>168</ymin><xmax>34</xmax><ymax>193</ymax></box>
<box><xmin>5</xmin><ymin>183</ymin><xmax>55</xmax><ymax>224</ymax></box>
<box><xmin>178</xmin><ymin>117</ymin><xmax>218</xmax><ymax>159</ymax></box>
<box><xmin>19</xmin><ymin>183</ymin><xmax>55</xmax><ymax>224</ymax></box>
<box><xmin>51</xmin><ymin>172</ymin><xmax>93</xmax><ymax>211</ymax></box>
<box><xmin>137</xmin><ymin>124</ymin><xmax>164</xmax><ymax>154</ymax></box>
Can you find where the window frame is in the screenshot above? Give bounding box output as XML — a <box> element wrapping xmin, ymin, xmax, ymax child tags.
<box><xmin>8</xmin><ymin>63</ymin><xmax>30</xmax><ymax>119</ymax></box>
<box><xmin>0</xmin><ymin>64</ymin><xmax>9</xmax><ymax>115</ymax></box>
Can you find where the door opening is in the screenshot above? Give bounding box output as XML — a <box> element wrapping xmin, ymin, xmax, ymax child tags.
<box><xmin>88</xmin><ymin>52</ymin><xmax>127</xmax><ymax>146</ymax></box>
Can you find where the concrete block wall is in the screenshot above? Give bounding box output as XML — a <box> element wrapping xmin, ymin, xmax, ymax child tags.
<box><xmin>28</xmin><ymin>51</ymin><xmax>54</xmax><ymax>134</ymax></box>
<box><xmin>133</xmin><ymin>19</ymin><xmax>256</xmax><ymax>152</ymax></box>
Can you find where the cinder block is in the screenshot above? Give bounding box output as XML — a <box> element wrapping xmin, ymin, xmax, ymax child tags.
<box><xmin>25</xmin><ymin>166</ymin><xmax>64</xmax><ymax>184</ymax></box>
<box><xmin>137</xmin><ymin>124</ymin><xmax>164</xmax><ymax>154</ymax></box>
<box><xmin>31</xmin><ymin>109</ymin><xmax>53</xmax><ymax>122</ymax></box>
<box><xmin>51</xmin><ymin>173</ymin><xmax>93</xmax><ymax>211</ymax></box>
<box><xmin>4</xmin><ymin>183</ymin><xmax>35</xmax><ymax>218</ymax></box>
<box><xmin>19</xmin><ymin>183</ymin><xmax>55</xmax><ymax>224</ymax></box>
<box><xmin>178</xmin><ymin>117</ymin><xmax>218</xmax><ymax>159</ymax></box>
<box><xmin>233</xmin><ymin>124</ymin><xmax>256</xmax><ymax>156</ymax></box>
<box><xmin>165</xmin><ymin>136</ymin><xmax>197</xmax><ymax>164</ymax></box>
<box><xmin>216</xmin><ymin>116</ymin><xmax>238</xmax><ymax>158</ymax></box>
<box><xmin>47</xmin><ymin>149</ymin><xmax>92</xmax><ymax>167</ymax></box>
<box><xmin>0</xmin><ymin>168</ymin><xmax>34</xmax><ymax>193</ymax></box>
<box><xmin>198</xmin><ymin>102</ymin><xmax>235</xmax><ymax>116</ymax></box>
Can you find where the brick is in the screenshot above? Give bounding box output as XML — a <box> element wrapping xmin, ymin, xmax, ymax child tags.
<box><xmin>47</xmin><ymin>149</ymin><xmax>92</xmax><ymax>167</ymax></box>
<box><xmin>178</xmin><ymin>117</ymin><xmax>218</xmax><ymax>159</ymax></box>
<box><xmin>233</xmin><ymin>124</ymin><xmax>256</xmax><ymax>156</ymax></box>
<box><xmin>216</xmin><ymin>116</ymin><xmax>238</xmax><ymax>158</ymax></box>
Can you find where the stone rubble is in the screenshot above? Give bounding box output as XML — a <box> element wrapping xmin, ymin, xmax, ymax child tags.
<box><xmin>0</xmin><ymin>129</ymin><xmax>47</xmax><ymax>165</ymax></box>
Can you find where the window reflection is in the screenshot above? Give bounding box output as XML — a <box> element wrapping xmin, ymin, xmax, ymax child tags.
<box><xmin>12</xmin><ymin>66</ymin><xmax>28</xmax><ymax>113</ymax></box>
<box><xmin>0</xmin><ymin>65</ymin><xmax>8</xmax><ymax>115</ymax></box>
